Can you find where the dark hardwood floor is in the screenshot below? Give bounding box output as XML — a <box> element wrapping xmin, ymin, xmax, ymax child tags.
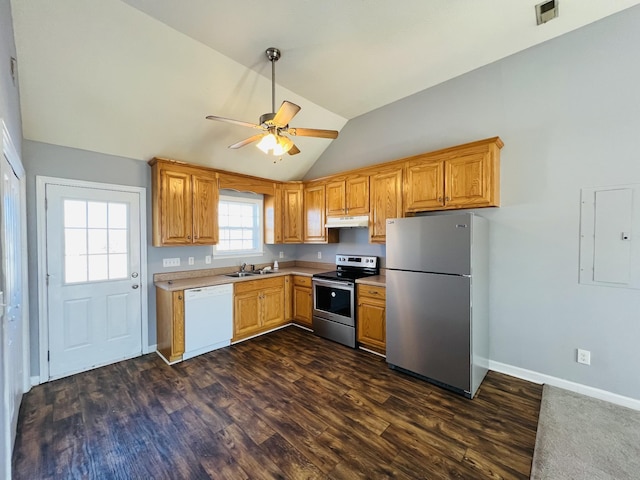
<box><xmin>13</xmin><ymin>326</ymin><xmax>542</xmax><ymax>479</ymax></box>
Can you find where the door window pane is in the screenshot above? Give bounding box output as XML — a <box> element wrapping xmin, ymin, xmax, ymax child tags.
<box><xmin>63</xmin><ymin>199</ymin><xmax>129</xmax><ymax>283</ymax></box>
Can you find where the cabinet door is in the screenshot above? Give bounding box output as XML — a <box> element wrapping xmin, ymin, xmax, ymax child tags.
<box><xmin>292</xmin><ymin>285</ymin><xmax>312</xmax><ymax>327</ymax></box>
<box><xmin>357</xmin><ymin>297</ymin><xmax>386</xmax><ymax>352</ymax></box>
<box><xmin>326</xmin><ymin>180</ymin><xmax>346</xmax><ymax>216</ymax></box>
<box><xmin>160</xmin><ymin>168</ymin><xmax>193</xmax><ymax>245</ymax></box>
<box><xmin>346</xmin><ymin>175</ymin><xmax>370</xmax><ymax>215</ymax></box>
<box><xmin>369</xmin><ymin>168</ymin><xmax>403</xmax><ymax>243</ymax></box>
<box><xmin>192</xmin><ymin>173</ymin><xmax>219</xmax><ymax>245</ymax></box>
<box><xmin>261</xmin><ymin>286</ymin><xmax>286</xmax><ymax>329</ymax></box>
<box><xmin>234</xmin><ymin>292</ymin><xmax>261</xmax><ymax>339</ymax></box>
<box><xmin>282</xmin><ymin>184</ymin><xmax>303</xmax><ymax>243</ymax></box>
<box><xmin>404</xmin><ymin>160</ymin><xmax>445</xmax><ymax>212</ymax></box>
<box><xmin>304</xmin><ymin>184</ymin><xmax>328</xmax><ymax>243</ymax></box>
<box><xmin>445</xmin><ymin>152</ymin><xmax>494</xmax><ymax>208</ymax></box>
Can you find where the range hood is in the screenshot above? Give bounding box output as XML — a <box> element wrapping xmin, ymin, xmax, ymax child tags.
<box><xmin>325</xmin><ymin>215</ymin><xmax>369</xmax><ymax>228</ymax></box>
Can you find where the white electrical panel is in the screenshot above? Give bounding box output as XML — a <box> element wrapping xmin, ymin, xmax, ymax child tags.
<box><xmin>579</xmin><ymin>184</ymin><xmax>640</xmax><ymax>289</ymax></box>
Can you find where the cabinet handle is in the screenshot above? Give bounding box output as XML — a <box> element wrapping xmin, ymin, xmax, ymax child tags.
<box><xmin>438</xmin><ymin>196</ymin><xmax>443</xmax><ymax>202</ymax></box>
<box><xmin>178</xmin><ymin>295</ymin><xmax>182</xmax><ymax>300</ymax></box>
<box><xmin>194</xmin><ymin>236</ymin><xmax>199</xmax><ymax>240</ymax></box>
<box><xmin>445</xmin><ymin>196</ymin><xmax>450</xmax><ymax>202</ymax></box>
<box><xmin>368</xmin><ymin>290</ymin><xmax>379</xmax><ymax>295</ymax></box>
<box><xmin>187</xmin><ymin>235</ymin><xmax>191</xmax><ymax>240</ymax></box>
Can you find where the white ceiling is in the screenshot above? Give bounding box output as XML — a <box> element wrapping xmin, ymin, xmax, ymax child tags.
<box><xmin>11</xmin><ymin>0</ymin><xmax>640</xmax><ymax>181</ymax></box>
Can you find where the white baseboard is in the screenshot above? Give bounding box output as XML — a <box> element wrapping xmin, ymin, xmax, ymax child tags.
<box><xmin>147</xmin><ymin>344</ymin><xmax>157</xmax><ymax>354</ymax></box>
<box><xmin>489</xmin><ymin>360</ymin><xmax>640</xmax><ymax>411</ymax></box>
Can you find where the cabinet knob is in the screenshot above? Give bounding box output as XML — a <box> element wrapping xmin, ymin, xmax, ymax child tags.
<box><xmin>187</xmin><ymin>235</ymin><xmax>191</xmax><ymax>240</ymax></box>
<box><xmin>369</xmin><ymin>290</ymin><xmax>378</xmax><ymax>295</ymax></box>
<box><xmin>445</xmin><ymin>196</ymin><xmax>450</xmax><ymax>202</ymax></box>
<box><xmin>178</xmin><ymin>295</ymin><xmax>183</xmax><ymax>300</ymax></box>
<box><xmin>438</xmin><ymin>196</ymin><xmax>443</xmax><ymax>202</ymax></box>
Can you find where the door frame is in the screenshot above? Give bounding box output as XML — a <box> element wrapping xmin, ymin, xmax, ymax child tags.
<box><xmin>36</xmin><ymin>176</ymin><xmax>149</xmax><ymax>383</ymax></box>
<box><xmin>2</xmin><ymin>119</ymin><xmax>29</xmax><ymax>480</ymax></box>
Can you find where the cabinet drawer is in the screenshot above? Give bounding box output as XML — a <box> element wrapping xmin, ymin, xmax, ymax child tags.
<box><xmin>234</xmin><ymin>276</ymin><xmax>284</xmax><ymax>295</ymax></box>
<box><xmin>357</xmin><ymin>284</ymin><xmax>386</xmax><ymax>300</ymax></box>
<box><xmin>293</xmin><ymin>275</ymin><xmax>312</xmax><ymax>288</ymax></box>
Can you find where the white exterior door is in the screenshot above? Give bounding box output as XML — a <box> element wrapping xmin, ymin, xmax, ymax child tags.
<box><xmin>46</xmin><ymin>183</ymin><xmax>143</xmax><ymax>379</ymax></box>
<box><xmin>1</xmin><ymin>152</ymin><xmax>24</xmax><ymax>479</ymax></box>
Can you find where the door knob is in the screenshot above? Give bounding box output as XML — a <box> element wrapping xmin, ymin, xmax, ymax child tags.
<box><xmin>132</xmin><ymin>284</ymin><xmax>139</xmax><ymax>289</ymax></box>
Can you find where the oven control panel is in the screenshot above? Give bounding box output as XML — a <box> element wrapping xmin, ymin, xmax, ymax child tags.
<box><xmin>335</xmin><ymin>255</ymin><xmax>378</xmax><ymax>268</ymax></box>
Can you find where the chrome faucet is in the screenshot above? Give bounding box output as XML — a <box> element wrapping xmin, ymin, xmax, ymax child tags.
<box><xmin>240</xmin><ymin>262</ymin><xmax>247</xmax><ymax>272</ymax></box>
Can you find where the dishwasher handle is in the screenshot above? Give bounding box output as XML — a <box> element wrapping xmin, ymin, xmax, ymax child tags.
<box><xmin>185</xmin><ymin>284</ymin><xmax>233</xmax><ymax>300</ymax></box>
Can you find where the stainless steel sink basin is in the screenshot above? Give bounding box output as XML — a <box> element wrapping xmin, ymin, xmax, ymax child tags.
<box><xmin>251</xmin><ymin>270</ymin><xmax>274</xmax><ymax>275</ymax></box>
<box><xmin>224</xmin><ymin>272</ymin><xmax>254</xmax><ymax>278</ymax></box>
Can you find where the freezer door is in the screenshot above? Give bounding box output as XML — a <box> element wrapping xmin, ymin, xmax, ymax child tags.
<box><xmin>386</xmin><ymin>213</ymin><xmax>472</xmax><ymax>275</ymax></box>
<box><xmin>386</xmin><ymin>270</ymin><xmax>471</xmax><ymax>393</ymax></box>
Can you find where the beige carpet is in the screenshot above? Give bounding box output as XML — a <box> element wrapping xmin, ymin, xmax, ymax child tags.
<box><xmin>530</xmin><ymin>385</ymin><xmax>640</xmax><ymax>479</ymax></box>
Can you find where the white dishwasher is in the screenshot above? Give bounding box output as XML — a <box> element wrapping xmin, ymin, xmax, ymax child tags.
<box><xmin>183</xmin><ymin>284</ymin><xmax>233</xmax><ymax>360</ymax></box>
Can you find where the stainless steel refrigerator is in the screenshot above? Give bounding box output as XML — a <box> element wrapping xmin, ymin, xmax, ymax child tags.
<box><xmin>385</xmin><ymin>212</ymin><xmax>489</xmax><ymax>398</ymax></box>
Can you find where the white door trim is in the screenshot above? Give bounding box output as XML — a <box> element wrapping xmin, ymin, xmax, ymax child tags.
<box><xmin>36</xmin><ymin>176</ymin><xmax>149</xmax><ymax>383</ymax></box>
<box><xmin>2</xmin><ymin>120</ymin><xmax>28</xmax><ymax>480</ymax></box>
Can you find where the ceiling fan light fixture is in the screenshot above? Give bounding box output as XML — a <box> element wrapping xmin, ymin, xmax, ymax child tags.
<box><xmin>256</xmin><ymin>133</ymin><xmax>293</xmax><ymax>156</ymax></box>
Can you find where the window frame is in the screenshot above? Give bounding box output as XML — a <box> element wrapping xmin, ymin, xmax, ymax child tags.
<box><xmin>213</xmin><ymin>193</ymin><xmax>264</xmax><ymax>258</ymax></box>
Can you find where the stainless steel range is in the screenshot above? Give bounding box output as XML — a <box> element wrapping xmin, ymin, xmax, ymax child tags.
<box><xmin>312</xmin><ymin>254</ymin><xmax>379</xmax><ymax>348</ymax></box>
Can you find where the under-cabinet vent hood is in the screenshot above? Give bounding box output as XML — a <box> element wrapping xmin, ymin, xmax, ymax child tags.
<box><xmin>325</xmin><ymin>215</ymin><xmax>369</xmax><ymax>228</ymax></box>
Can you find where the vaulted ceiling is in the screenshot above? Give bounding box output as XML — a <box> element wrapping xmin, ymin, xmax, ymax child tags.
<box><xmin>11</xmin><ymin>0</ymin><xmax>640</xmax><ymax>180</ymax></box>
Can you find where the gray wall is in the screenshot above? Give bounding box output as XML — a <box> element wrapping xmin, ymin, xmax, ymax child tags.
<box><xmin>0</xmin><ymin>0</ymin><xmax>21</xmax><ymax>151</ymax></box>
<box><xmin>306</xmin><ymin>7</ymin><xmax>640</xmax><ymax>400</ymax></box>
<box><xmin>22</xmin><ymin>140</ymin><xmax>297</xmax><ymax>375</ymax></box>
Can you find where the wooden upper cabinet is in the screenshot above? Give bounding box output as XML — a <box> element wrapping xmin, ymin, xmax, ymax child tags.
<box><xmin>326</xmin><ymin>176</ymin><xmax>370</xmax><ymax>216</ymax></box>
<box><xmin>445</xmin><ymin>150</ymin><xmax>498</xmax><ymax>208</ymax></box>
<box><xmin>304</xmin><ymin>183</ymin><xmax>338</xmax><ymax>244</ymax></box>
<box><xmin>369</xmin><ymin>167</ymin><xmax>403</xmax><ymax>243</ymax></box>
<box><xmin>150</xmin><ymin>158</ymin><xmax>219</xmax><ymax>246</ymax></box>
<box><xmin>282</xmin><ymin>183</ymin><xmax>304</xmax><ymax>243</ymax></box>
<box><xmin>404</xmin><ymin>158</ymin><xmax>445</xmax><ymax>211</ymax></box>
<box><xmin>192</xmin><ymin>173</ymin><xmax>219</xmax><ymax>244</ymax></box>
<box><xmin>266</xmin><ymin>183</ymin><xmax>303</xmax><ymax>244</ymax></box>
<box><xmin>404</xmin><ymin>137</ymin><xmax>502</xmax><ymax>213</ymax></box>
<box><xmin>326</xmin><ymin>180</ymin><xmax>346</xmax><ymax>216</ymax></box>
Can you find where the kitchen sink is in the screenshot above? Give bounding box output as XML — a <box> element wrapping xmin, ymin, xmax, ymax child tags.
<box><xmin>224</xmin><ymin>272</ymin><xmax>254</xmax><ymax>278</ymax></box>
<box><xmin>225</xmin><ymin>270</ymin><xmax>275</xmax><ymax>278</ymax></box>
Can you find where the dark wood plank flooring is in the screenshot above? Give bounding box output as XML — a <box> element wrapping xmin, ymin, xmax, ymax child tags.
<box><xmin>13</xmin><ymin>326</ymin><xmax>542</xmax><ymax>479</ymax></box>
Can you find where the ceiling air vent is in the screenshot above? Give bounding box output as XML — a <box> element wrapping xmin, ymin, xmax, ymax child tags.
<box><xmin>535</xmin><ymin>0</ymin><xmax>558</xmax><ymax>25</ymax></box>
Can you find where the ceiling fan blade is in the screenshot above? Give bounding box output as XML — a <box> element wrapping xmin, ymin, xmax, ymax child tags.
<box><xmin>288</xmin><ymin>144</ymin><xmax>301</xmax><ymax>155</ymax></box>
<box><xmin>206</xmin><ymin>115</ymin><xmax>262</xmax><ymax>130</ymax></box>
<box><xmin>229</xmin><ymin>134</ymin><xmax>264</xmax><ymax>149</ymax></box>
<box><xmin>288</xmin><ymin>127</ymin><xmax>339</xmax><ymax>139</ymax></box>
<box><xmin>272</xmin><ymin>101</ymin><xmax>301</xmax><ymax>126</ymax></box>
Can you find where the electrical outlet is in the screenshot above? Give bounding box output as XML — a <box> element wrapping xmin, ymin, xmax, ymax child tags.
<box><xmin>163</xmin><ymin>258</ymin><xmax>180</xmax><ymax>268</ymax></box>
<box><xmin>188</xmin><ymin>257</ymin><xmax>195</xmax><ymax>265</ymax></box>
<box><xmin>317</xmin><ymin>251</ymin><xmax>322</xmax><ymax>259</ymax></box>
<box><xmin>279</xmin><ymin>251</ymin><xmax>284</xmax><ymax>259</ymax></box>
<box><xmin>205</xmin><ymin>255</ymin><xmax>212</xmax><ymax>264</ymax></box>
<box><xmin>577</xmin><ymin>348</ymin><xmax>591</xmax><ymax>365</ymax></box>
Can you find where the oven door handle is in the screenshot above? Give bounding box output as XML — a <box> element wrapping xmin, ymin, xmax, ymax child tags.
<box><xmin>312</xmin><ymin>278</ymin><xmax>355</xmax><ymax>290</ymax></box>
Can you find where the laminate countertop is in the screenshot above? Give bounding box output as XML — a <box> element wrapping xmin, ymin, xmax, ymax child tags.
<box><xmin>154</xmin><ymin>267</ymin><xmax>326</xmax><ymax>292</ymax></box>
<box><xmin>355</xmin><ymin>275</ymin><xmax>386</xmax><ymax>287</ymax></box>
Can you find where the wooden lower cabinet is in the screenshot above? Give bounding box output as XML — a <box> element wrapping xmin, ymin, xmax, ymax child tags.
<box><xmin>233</xmin><ymin>276</ymin><xmax>286</xmax><ymax>341</ymax></box>
<box><xmin>155</xmin><ymin>288</ymin><xmax>185</xmax><ymax>363</ymax></box>
<box><xmin>292</xmin><ymin>275</ymin><xmax>312</xmax><ymax>328</ymax></box>
<box><xmin>357</xmin><ymin>284</ymin><xmax>386</xmax><ymax>354</ymax></box>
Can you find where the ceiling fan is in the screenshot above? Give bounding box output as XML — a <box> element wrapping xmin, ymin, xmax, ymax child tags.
<box><xmin>206</xmin><ymin>47</ymin><xmax>339</xmax><ymax>156</ymax></box>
